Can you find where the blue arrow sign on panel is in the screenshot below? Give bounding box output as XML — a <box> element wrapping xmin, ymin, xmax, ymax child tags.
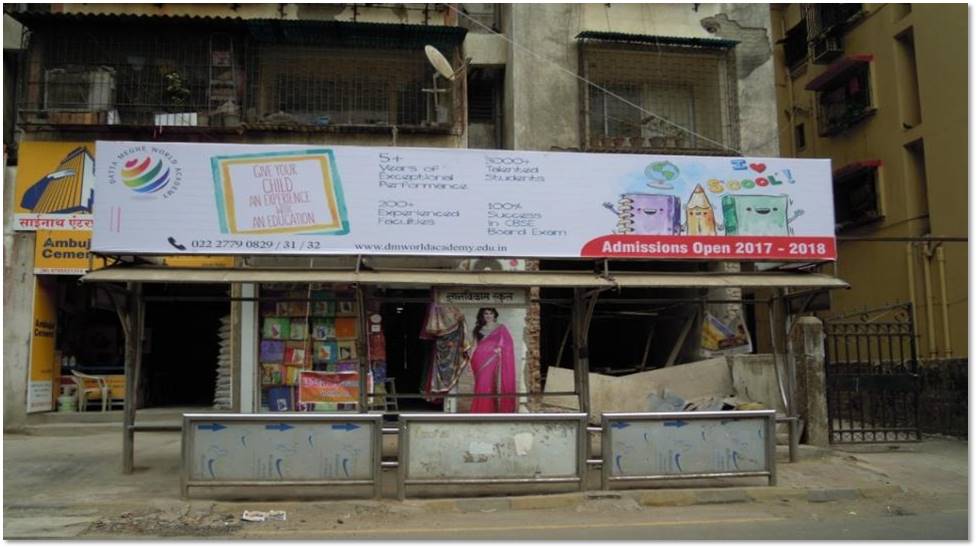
<box><xmin>610</xmin><ymin>421</ymin><xmax>630</xmax><ymax>430</ymax></box>
<box><xmin>197</xmin><ymin>423</ymin><xmax>226</xmax><ymax>431</ymax></box>
<box><xmin>663</xmin><ymin>420</ymin><xmax>688</xmax><ymax>428</ymax></box>
<box><xmin>331</xmin><ymin>423</ymin><xmax>361</xmax><ymax>432</ymax></box>
<box><xmin>265</xmin><ymin>423</ymin><xmax>294</xmax><ymax>432</ymax></box>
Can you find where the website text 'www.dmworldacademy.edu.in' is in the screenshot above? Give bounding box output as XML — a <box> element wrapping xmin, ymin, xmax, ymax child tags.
<box><xmin>353</xmin><ymin>242</ymin><xmax>509</xmax><ymax>254</ymax></box>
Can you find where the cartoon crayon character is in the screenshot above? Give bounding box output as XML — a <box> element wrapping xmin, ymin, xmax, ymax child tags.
<box><xmin>721</xmin><ymin>195</ymin><xmax>794</xmax><ymax>236</ymax></box>
<box><xmin>684</xmin><ymin>184</ymin><xmax>718</xmax><ymax>236</ymax></box>
<box><xmin>603</xmin><ymin>194</ymin><xmax>681</xmax><ymax>235</ymax></box>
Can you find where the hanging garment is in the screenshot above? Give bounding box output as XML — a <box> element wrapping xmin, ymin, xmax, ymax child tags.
<box><xmin>419</xmin><ymin>303</ymin><xmax>471</xmax><ymax>403</ymax></box>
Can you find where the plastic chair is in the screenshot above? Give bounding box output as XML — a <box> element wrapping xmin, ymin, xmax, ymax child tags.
<box><xmin>71</xmin><ymin>370</ymin><xmax>108</xmax><ymax>412</ymax></box>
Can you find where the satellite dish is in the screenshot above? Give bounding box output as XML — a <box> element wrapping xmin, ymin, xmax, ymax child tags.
<box><xmin>425</xmin><ymin>45</ymin><xmax>456</xmax><ymax>81</ymax></box>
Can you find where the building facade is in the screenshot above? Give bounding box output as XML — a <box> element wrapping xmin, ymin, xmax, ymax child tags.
<box><xmin>771</xmin><ymin>3</ymin><xmax>967</xmax><ymax>359</ymax></box>
<box><xmin>4</xmin><ymin>3</ymin><xmax>781</xmax><ymax>430</ymax></box>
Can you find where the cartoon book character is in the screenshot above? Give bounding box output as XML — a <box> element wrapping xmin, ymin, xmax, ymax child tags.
<box><xmin>721</xmin><ymin>195</ymin><xmax>803</xmax><ymax>236</ymax></box>
<box><xmin>684</xmin><ymin>184</ymin><xmax>719</xmax><ymax>236</ymax></box>
<box><xmin>603</xmin><ymin>194</ymin><xmax>681</xmax><ymax>235</ymax></box>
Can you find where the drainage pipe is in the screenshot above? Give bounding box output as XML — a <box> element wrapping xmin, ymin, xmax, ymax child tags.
<box><xmin>936</xmin><ymin>245</ymin><xmax>952</xmax><ymax>357</ymax></box>
<box><xmin>920</xmin><ymin>243</ymin><xmax>938</xmax><ymax>358</ymax></box>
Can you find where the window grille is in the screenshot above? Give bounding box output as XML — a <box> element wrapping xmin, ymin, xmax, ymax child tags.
<box><xmin>581</xmin><ymin>43</ymin><xmax>738</xmax><ymax>154</ymax></box>
<box><xmin>18</xmin><ymin>19</ymin><xmax>459</xmax><ymax>132</ymax></box>
<box><xmin>246</xmin><ymin>45</ymin><xmax>436</xmax><ymax>128</ymax></box>
<box><xmin>816</xmin><ymin>62</ymin><xmax>873</xmax><ymax>136</ymax></box>
<box><xmin>20</xmin><ymin>24</ymin><xmax>216</xmax><ymax>126</ymax></box>
<box><xmin>833</xmin><ymin>164</ymin><xmax>882</xmax><ymax>231</ymax></box>
<box><xmin>805</xmin><ymin>3</ymin><xmax>863</xmax><ymax>37</ymax></box>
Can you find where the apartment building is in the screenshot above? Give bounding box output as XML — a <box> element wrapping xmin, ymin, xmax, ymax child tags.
<box><xmin>771</xmin><ymin>3</ymin><xmax>967</xmax><ymax>360</ymax></box>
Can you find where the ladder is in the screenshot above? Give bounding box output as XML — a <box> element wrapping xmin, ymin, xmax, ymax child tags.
<box><xmin>208</xmin><ymin>33</ymin><xmax>237</xmax><ymax>119</ymax></box>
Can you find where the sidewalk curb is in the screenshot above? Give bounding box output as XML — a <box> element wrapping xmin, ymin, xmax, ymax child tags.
<box><xmin>419</xmin><ymin>484</ymin><xmax>908</xmax><ymax>513</ymax></box>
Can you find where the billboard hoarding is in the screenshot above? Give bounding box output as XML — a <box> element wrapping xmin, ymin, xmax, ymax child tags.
<box><xmin>93</xmin><ymin>142</ymin><xmax>836</xmax><ymax>261</ymax></box>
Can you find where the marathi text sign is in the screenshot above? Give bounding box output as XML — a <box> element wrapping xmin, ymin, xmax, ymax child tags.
<box><xmin>435</xmin><ymin>287</ymin><xmax>529</xmax><ymax>306</ymax></box>
<box><xmin>92</xmin><ymin>142</ymin><xmax>836</xmax><ymax>261</ymax></box>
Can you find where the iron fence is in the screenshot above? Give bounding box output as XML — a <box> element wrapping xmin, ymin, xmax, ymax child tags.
<box><xmin>824</xmin><ymin>303</ymin><xmax>922</xmax><ymax>443</ymax></box>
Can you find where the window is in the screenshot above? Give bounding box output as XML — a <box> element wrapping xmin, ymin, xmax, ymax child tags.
<box><xmin>579</xmin><ymin>36</ymin><xmax>738</xmax><ymax>154</ymax></box>
<box><xmin>782</xmin><ymin>21</ymin><xmax>808</xmax><ymax>70</ymax></box>
<box><xmin>808</xmin><ymin>4</ymin><xmax>863</xmax><ymax>36</ymax></box>
<box><xmin>794</xmin><ymin>123</ymin><xmax>806</xmax><ymax>150</ymax></box>
<box><xmin>17</xmin><ymin>18</ymin><xmax>464</xmax><ymax>132</ymax></box>
<box><xmin>254</xmin><ymin>46</ymin><xmax>436</xmax><ymax>128</ymax></box>
<box><xmin>895</xmin><ymin>29</ymin><xmax>921</xmax><ymax>128</ymax></box>
<box><xmin>833</xmin><ymin>162</ymin><xmax>882</xmax><ymax>231</ymax></box>
<box><xmin>806</xmin><ymin>56</ymin><xmax>874</xmax><ymax>136</ymax></box>
<box><xmin>20</xmin><ymin>24</ymin><xmax>215</xmax><ymax>126</ymax></box>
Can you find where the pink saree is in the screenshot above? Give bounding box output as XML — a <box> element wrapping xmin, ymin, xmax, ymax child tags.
<box><xmin>470</xmin><ymin>324</ymin><xmax>517</xmax><ymax>413</ymax></box>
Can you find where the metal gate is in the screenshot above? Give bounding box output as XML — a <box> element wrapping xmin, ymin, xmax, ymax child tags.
<box><xmin>824</xmin><ymin>303</ymin><xmax>921</xmax><ymax>443</ymax></box>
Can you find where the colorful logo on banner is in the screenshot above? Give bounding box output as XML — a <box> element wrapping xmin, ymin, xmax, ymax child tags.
<box><xmin>106</xmin><ymin>145</ymin><xmax>183</xmax><ymax>199</ymax></box>
<box><xmin>121</xmin><ymin>155</ymin><xmax>173</xmax><ymax>194</ymax></box>
<box><xmin>14</xmin><ymin>142</ymin><xmax>96</xmax><ymax>231</ymax></box>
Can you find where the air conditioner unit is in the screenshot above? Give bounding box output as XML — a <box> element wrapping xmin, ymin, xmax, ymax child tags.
<box><xmin>43</xmin><ymin>66</ymin><xmax>116</xmax><ymax>111</ymax></box>
<box><xmin>811</xmin><ymin>35</ymin><xmax>843</xmax><ymax>65</ymax></box>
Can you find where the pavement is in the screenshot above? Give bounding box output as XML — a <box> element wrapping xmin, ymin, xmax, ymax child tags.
<box><xmin>3</xmin><ymin>412</ymin><xmax>970</xmax><ymax>539</ymax></box>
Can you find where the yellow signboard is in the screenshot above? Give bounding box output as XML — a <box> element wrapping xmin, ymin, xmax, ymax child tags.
<box><xmin>34</xmin><ymin>230</ymin><xmax>108</xmax><ymax>275</ymax></box>
<box><xmin>28</xmin><ymin>277</ymin><xmax>58</xmax><ymax>413</ymax></box>
<box><xmin>15</xmin><ymin>142</ymin><xmax>96</xmax><ymax>231</ymax></box>
<box><xmin>161</xmin><ymin>256</ymin><xmax>236</xmax><ymax>268</ymax></box>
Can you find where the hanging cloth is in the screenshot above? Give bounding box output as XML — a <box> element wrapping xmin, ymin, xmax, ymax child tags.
<box><xmin>419</xmin><ymin>303</ymin><xmax>472</xmax><ymax>403</ymax></box>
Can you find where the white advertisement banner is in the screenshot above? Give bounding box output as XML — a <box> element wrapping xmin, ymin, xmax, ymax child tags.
<box><xmin>92</xmin><ymin>142</ymin><xmax>836</xmax><ymax>261</ymax></box>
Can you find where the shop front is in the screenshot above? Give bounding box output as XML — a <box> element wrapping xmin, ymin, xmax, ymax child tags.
<box><xmin>80</xmin><ymin>140</ymin><xmax>844</xmax><ymax>474</ymax></box>
<box><xmin>14</xmin><ymin>141</ymin><xmax>237</xmax><ymax>416</ymax></box>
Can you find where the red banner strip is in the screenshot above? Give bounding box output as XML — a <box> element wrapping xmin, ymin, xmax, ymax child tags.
<box><xmin>580</xmin><ymin>235</ymin><xmax>836</xmax><ymax>261</ymax></box>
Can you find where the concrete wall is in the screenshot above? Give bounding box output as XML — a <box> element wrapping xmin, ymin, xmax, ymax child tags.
<box><xmin>503</xmin><ymin>4</ymin><xmax>580</xmax><ymax>151</ymax></box>
<box><xmin>502</xmin><ymin>4</ymin><xmax>778</xmax><ymax>154</ymax></box>
<box><xmin>772</xmin><ymin>4</ymin><xmax>967</xmax><ymax>358</ymax></box>
<box><xmin>3</xmin><ymin>200</ymin><xmax>34</xmax><ymax>430</ymax></box>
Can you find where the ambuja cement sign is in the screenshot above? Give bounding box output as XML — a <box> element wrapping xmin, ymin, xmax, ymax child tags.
<box><xmin>92</xmin><ymin>141</ymin><xmax>836</xmax><ymax>261</ymax></box>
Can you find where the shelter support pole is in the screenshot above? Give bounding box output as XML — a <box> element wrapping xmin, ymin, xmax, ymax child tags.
<box><xmin>767</xmin><ymin>294</ymin><xmax>797</xmax><ymax>463</ymax></box>
<box><xmin>571</xmin><ymin>288</ymin><xmax>589</xmax><ymax>419</ymax></box>
<box><xmin>356</xmin><ymin>285</ymin><xmax>368</xmax><ymax>412</ymax></box>
<box><xmin>122</xmin><ymin>282</ymin><xmax>143</xmax><ymax>474</ymax></box>
<box><xmin>572</xmin><ymin>288</ymin><xmax>600</xmax><ymax>421</ymax></box>
<box><xmin>780</xmin><ymin>289</ymin><xmax>799</xmax><ymax>463</ymax></box>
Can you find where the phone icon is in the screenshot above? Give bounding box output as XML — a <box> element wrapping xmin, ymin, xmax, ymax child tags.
<box><xmin>167</xmin><ymin>236</ymin><xmax>187</xmax><ymax>251</ymax></box>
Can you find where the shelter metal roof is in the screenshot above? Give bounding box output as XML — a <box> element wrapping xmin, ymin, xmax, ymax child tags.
<box><xmin>81</xmin><ymin>266</ymin><xmax>849</xmax><ymax>290</ymax></box>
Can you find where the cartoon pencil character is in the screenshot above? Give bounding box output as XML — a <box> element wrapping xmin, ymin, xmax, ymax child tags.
<box><xmin>721</xmin><ymin>195</ymin><xmax>804</xmax><ymax>236</ymax></box>
<box><xmin>603</xmin><ymin>194</ymin><xmax>681</xmax><ymax>235</ymax></box>
<box><xmin>684</xmin><ymin>184</ymin><xmax>718</xmax><ymax>236</ymax></box>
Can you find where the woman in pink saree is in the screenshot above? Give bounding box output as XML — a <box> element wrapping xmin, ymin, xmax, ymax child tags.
<box><xmin>470</xmin><ymin>308</ymin><xmax>517</xmax><ymax>413</ymax></box>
